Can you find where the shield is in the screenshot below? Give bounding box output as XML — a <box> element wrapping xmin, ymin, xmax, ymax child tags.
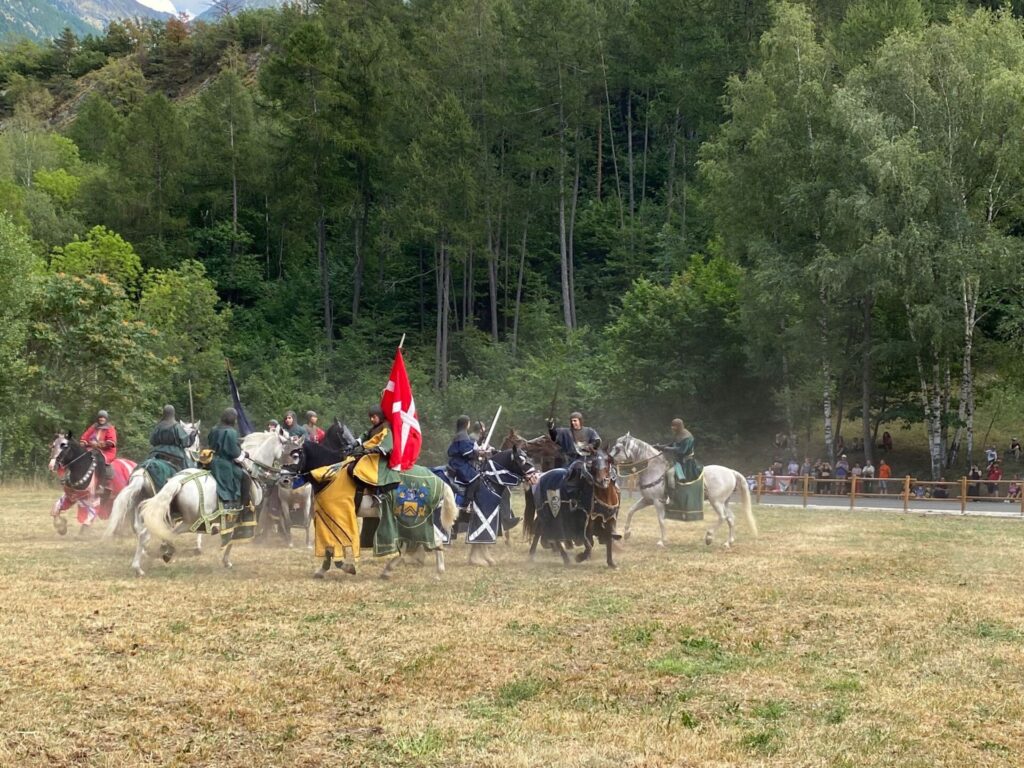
<box><xmin>545</xmin><ymin>488</ymin><xmax>561</xmax><ymax>518</ymax></box>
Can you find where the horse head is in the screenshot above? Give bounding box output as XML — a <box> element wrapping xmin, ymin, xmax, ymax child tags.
<box><xmin>511</xmin><ymin>445</ymin><xmax>540</xmax><ymax>485</ymax></box>
<box><xmin>587</xmin><ymin>450</ymin><xmax>615</xmax><ymax>489</ymax></box>
<box><xmin>499</xmin><ymin>428</ymin><xmax>525</xmax><ymax>452</ymax></box>
<box><xmin>48</xmin><ymin>431</ymin><xmax>72</xmax><ymax>472</ymax></box>
<box><xmin>609</xmin><ymin>433</ymin><xmax>633</xmax><ymax>464</ymax></box>
<box><xmin>324</xmin><ymin>419</ymin><xmax>356</xmax><ymax>454</ymax></box>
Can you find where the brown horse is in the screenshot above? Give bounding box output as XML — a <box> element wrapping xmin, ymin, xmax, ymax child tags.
<box><xmin>500</xmin><ymin>429</ymin><xmax>562</xmax><ymax>472</ymax></box>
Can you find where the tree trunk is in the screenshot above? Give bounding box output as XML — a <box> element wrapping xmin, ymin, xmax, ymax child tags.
<box><xmin>600</xmin><ymin>47</ymin><xmax>624</xmax><ymax>228</ymax></box>
<box><xmin>351</xmin><ymin>167</ymin><xmax>370</xmax><ymax>322</ymax></box>
<box><xmin>596</xmin><ymin>117</ymin><xmax>603</xmax><ymax>202</ymax></box>
<box><xmin>317</xmin><ymin>209</ymin><xmax>332</xmax><ymax>346</ymax></box>
<box><xmin>950</xmin><ymin>275</ymin><xmax>978</xmax><ymax>468</ymax></box>
<box><xmin>557</xmin><ymin>64</ymin><xmax>572</xmax><ymax>330</ymax></box>
<box><xmin>861</xmin><ymin>294</ymin><xmax>874</xmax><ymax>466</ymax></box>
<box><xmin>626</xmin><ymin>89</ymin><xmax>635</xmax><ymax>223</ymax></box>
<box><xmin>666</xmin><ymin>108</ymin><xmax>679</xmax><ymax>224</ymax></box>
<box><xmin>567</xmin><ymin>141</ymin><xmax>581</xmax><ymax>329</ymax></box>
<box><xmin>435</xmin><ymin>240</ymin><xmax>451</xmax><ymax>390</ymax></box>
<box><xmin>487</xmin><ymin>214</ymin><xmax>500</xmax><ymax>342</ymax></box>
<box><xmin>820</xmin><ymin>294</ymin><xmax>835</xmax><ymax>463</ymax></box>
<box><xmin>512</xmin><ymin>213</ymin><xmax>529</xmax><ymax>352</ymax></box>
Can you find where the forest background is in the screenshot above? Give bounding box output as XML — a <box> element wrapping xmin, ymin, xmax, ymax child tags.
<box><xmin>1</xmin><ymin>0</ymin><xmax>1024</xmax><ymax>479</ymax></box>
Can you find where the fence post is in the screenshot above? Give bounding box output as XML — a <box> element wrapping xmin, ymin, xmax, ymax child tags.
<box><xmin>960</xmin><ymin>476</ymin><xmax>967</xmax><ymax>515</ymax></box>
<box><xmin>850</xmin><ymin>475</ymin><xmax>857</xmax><ymax>511</ymax></box>
<box><xmin>756</xmin><ymin>473</ymin><xmax>763</xmax><ymax>505</ymax></box>
<box><xmin>902</xmin><ymin>476</ymin><xmax>911</xmax><ymax>513</ymax></box>
<box><xmin>802</xmin><ymin>474</ymin><xmax>809</xmax><ymax>509</ymax></box>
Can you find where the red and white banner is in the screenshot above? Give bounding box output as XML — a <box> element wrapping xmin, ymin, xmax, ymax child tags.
<box><xmin>381</xmin><ymin>348</ymin><xmax>422</xmax><ymax>470</ymax></box>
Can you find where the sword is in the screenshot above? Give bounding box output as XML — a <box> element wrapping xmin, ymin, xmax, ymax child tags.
<box><xmin>547</xmin><ymin>381</ymin><xmax>560</xmax><ymax>426</ymax></box>
<box><xmin>481</xmin><ymin>405</ymin><xmax>502</xmax><ymax>451</ymax></box>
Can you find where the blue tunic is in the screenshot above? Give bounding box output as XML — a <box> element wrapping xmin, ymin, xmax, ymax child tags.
<box><xmin>447</xmin><ymin>431</ymin><xmax>480</xmax><ymax>484</ymax></box>
<box><xmin>549</xmin><ymin>425</ymin><xmax>601</xmax><ymax>463</ymax></box>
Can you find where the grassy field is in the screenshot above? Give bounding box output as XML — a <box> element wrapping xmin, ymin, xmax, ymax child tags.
<box><xmin>2</xmin><ymin>486</ymin><xmax>1024</xmax><ymax>767</ymax></box>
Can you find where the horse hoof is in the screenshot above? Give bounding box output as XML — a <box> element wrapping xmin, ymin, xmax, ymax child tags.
<box><xmin>339</xmin><ymin>563</ymin><xmax>356</xmax><ymax>575</ymax></box>
<box><xmin>380</xmin><ymin>571</ymin><xmax>392</xmax><ymax>581</ymax></box>
<box><xmin>608</xmin><ymin>562</ymin><xmax>618</xmax><ymax>569</ymax></box>
<box><xmin>223</xmin><ymin>561</ymin><xmax>233</xmax><ymax>569</ymax></box>
<box><xmin>133</xmin><ymin>568</ymin><xmax>145</xmax><ymax>578</ymax></box>
<box><xmin>624</xmin><ymin>530</ymin><xmax>632</xmax><ymax>540</ymax></box>
<box><xmin>656</xmin><ymin>540</ymin><xmax>666</xmax><ymax>549</ymax></box>
<box><xmin>704</xmin><ymin>532</ymin><xmax>713</xmax><ymax>546</ymax></box>
<box><xmin>312</xmin><ymin>569</ymin><xmax>327</xmax><ymax>580</ymax></box>
<box><xmin>575</xmin><ymin>552</ymin><xmax>589</xmax><ymax>563</ymax></box>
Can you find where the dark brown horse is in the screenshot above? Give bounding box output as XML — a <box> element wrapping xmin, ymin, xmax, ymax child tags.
<box><xmin>500</xmin><ymin>429</ymin><xmax>562</xmax><ymax>472</ymax></box>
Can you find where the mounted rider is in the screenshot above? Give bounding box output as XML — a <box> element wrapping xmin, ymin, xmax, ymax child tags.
<box><xmin>311</xmin><ymin>404</ymin><xmax>394</xmax><ymax>576</ymax></box>
<box><xmin>304</xmin><ymin>411</ymin><xmax>325</xmax><ymax>444</ymax></box>
<box><xmin>655</xmin><ymin>418</ymin><xmax>704</xmax><ymax>511</ymax></box>
<box><xmin>281</xmin><ymin>410</ymin><xmax>306</xmax><ymax>439</ymax></box>
<box><xmin>547</xmin><ymin>411</ymin><xmax>601</xmax><ymax>464</ymax></box>
<box><xmin>148</xmin><ymin>404</ymin><xmax>195</xmax><ymax>473</ymax></box>
<box><xmin>207</xmin><ymin>407</ymin><xmax>253</xmax><ymax>511</ymax></box>
<box><xmin>80</xmin><ymin>409</ymin><xmax>117</xmax><ymax>495</ymax></box>
<box><xmin>447</xmin><ymin>415</ymin><xmax>486</xmax><ymax>507</ymax></box>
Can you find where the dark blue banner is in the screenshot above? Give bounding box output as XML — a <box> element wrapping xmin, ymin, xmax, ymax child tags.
<box><xmin>227</xmin><ymin>367</ymin><xmax>254</xmax><ymax>437</ymax></box>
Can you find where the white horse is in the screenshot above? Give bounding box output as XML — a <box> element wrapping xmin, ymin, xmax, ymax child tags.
<box><xmin>103</xmin><ymin>420</ymin><xmax>201</xmax><ymax>541</ymax></box>
<box><xmin>131</xmin><ymin>429</ymin><xmax>298</xmax><ymax>576</ymax></box>
<box><xmin>608</xmin><ymin>433</ymin><xmax>757</xmax><ymax>548</ymax></box>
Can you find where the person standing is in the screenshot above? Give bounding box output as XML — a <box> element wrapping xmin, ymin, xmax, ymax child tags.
<box><xmin>877</xmin><ymin>459</ymin><xmax>891</xmax><ymax>494</ymax></box>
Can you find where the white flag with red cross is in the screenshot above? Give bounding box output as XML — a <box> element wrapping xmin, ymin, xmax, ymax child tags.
<box><xmin>381</xmin><ymin>348</ymin><xmax>422</xmax><ymax>470</ymax></box>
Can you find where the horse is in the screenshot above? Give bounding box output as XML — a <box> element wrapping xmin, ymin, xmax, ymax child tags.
<box><xmin>264</xmin><ymin>420</ymin><xmax>357</xmax><ymax>548</ymax></box>
<box><xmin>523</xmin><ymin>449</ymin><xmax>621</xmax><ymax>568</ymax></box>
<box><xmin>284</xmin><ymin>441</ymin><xmax>458</xmax><ymax>580</ymax></box>
<box><xmin>103</xmin><ymin>421</ymin><xmax>201</xmax><ymax>541</ymax></box>
<box><xmin>500</xmin><ymin>429</ymin><xmax>563</xmax><ymax>471</ymax></box>
<box><xmin>431</xmin><ymin>446</ymin><xmax>539</xmax><ymax>566</ymax></box>
<box><xmin>48</xmin><ymin>432</ymin><xmax>136</xmax><ymax>536</ymax></box>
<box><xmin>608</xmin><ymin>433</ymin><xmax>757</xmax><ymax>548</ymax></box>
<box><xmin>131</xmin><ymin>429</ymin><xmax>299</xmax><ymax>576</ymax></box>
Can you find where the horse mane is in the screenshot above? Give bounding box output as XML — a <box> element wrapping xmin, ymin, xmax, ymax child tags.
<box><xmin>240</xmin><ymin>430</ymin><xmax>276</xmax><ymax>453</ymax></box>
<box><xmin>300</xmin><ymin>439</ymin><xmax>347</xmax><ymax>472</ymax></box>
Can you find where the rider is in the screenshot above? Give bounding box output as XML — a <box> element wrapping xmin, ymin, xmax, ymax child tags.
<box><xmin>80</xmin><ymin>409</ymin><xmax>118</xmax><ymax>495</ymax></box>
<box><xmin>148</xmin><ymin>404</ymin><xmax>195</xmax><ymax>472</ymax></box>
<box><xmin>656</xmin><ymin>418</ymin><xmax>703</xmax><ymax>491</ymax></box>
<box><xmin>312</xmin><ymin>405</ymin><xmax>393</xmax><ymax>575</ymax></box>
<box><xmin>304</xmin><ymin>411</ymin><xmax>325</xmax><ymax>444</ymax></box>
<box><xmin>208</xmin><ymin>407</ymin><xmax>253</xmax><ymax>510</ymax></box>
<box><xmin>547</xmin><ymin>411</ymin><xmax>601</xmax><ymax>465</ymax></box>
<box><xmin>447</xmin><ymin>415</ymin><xmax>485</xmax><ymax>507</ymax></box>
<box><xmin>282</xmin><ymin>410</ymin><xmax>306</xmax><ymax>439</ymax></box>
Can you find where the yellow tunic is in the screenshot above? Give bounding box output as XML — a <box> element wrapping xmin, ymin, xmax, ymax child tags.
<box><xmin>311</xmin><ymin>425</ymin><xmax>392</xmax><ymax>562</ymax></box>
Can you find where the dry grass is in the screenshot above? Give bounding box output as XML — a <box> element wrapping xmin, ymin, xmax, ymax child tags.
<box><xmin>2</xmin><ymin>485</ymin><xmax>1024</xmax><ymax>767</ymax></box>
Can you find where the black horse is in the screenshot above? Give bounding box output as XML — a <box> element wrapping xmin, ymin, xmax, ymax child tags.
<box><xmin>524</xmin><ymin>449</ymin><xmax>621</xmax><ymax>568</ymax></box>
<box><xmin>432</xmin><ymin>446</ymin><xmax>538</xmax><ymax>564</ymax></box>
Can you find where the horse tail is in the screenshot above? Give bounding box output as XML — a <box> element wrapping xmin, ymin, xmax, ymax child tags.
<box><xmin>523</xmin><ymin>487</ymin><xmax>536</xmax><ymax>538</ymax></box>
<box><xmin>139</xmin><ymin>477</ymin><xmax>180</xmax><ymax>547</ymax></box>
<box><xmin>734</xmin><ymin>469</ymin><xmax>758</xmax><ymax>538</ymax></box>
<box><xmin>439</xmin><ymin>482</ymin><xmax>458</xmax><ymax>531</ymax></box>
<box><xmin>103</xmin><ymin>472</ymin><xmax>145</xmax><ymax>541</ymax></box>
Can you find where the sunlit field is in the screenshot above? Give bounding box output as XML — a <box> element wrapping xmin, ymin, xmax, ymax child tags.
<box><xmin>2</xmin><ymin>485</ymin><xmax>1023</xmax><ymax>767</ymax></box>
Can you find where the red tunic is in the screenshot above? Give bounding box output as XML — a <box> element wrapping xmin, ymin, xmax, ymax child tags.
<box><xmin>80</xmin><ymin>423</ymin><xmax>118</xmax><ymax>464</ymax></box>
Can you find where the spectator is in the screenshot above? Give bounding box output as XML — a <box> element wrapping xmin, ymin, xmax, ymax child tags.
<box><xmin>851</xmin><ymin>462</ymin><xmax>863</xmax><ymax>493</ymax></box>
<box><xmin>786</xmin><ymin>457</ymin><xmax>800</xmax><ymax>493</ymax></box>
<box><xmin>882</xmin><ymin>431</ymin><xmax>893</xmax><ymax>452</ymax></box>
<box><xmin>862</xmin><ymin>459</ymin><xmax>875</xmax><ymax>493</ymax></box>
<box><xmin>1010</xmin><ymin>438</ymin><xmax>1021</xmax><ymax>462</ymax></box>
<box><xmin>933</xmin><ymin>477</ymin><xmax>949</xmax><ymax>499</ymax></box>
<box><xmin>985</xmin><ymin>445</ymin><xmax>998</xmax><ymax>468</ymax></box>
<box><xmin>763</xmin><ymin>467</ymin><xmax>775</xmax><ymax>493</ymax></box>
<box><xmin>819</xmin><ymin>461</ymin><xmax>833</xmax><ymax>494</ymax></box>
<box><xmin>877</xmin><ymin>459</ymin><xmax>891</xmax><ymax>494</ymax></box>
<box><xmin>968</xmin><ymin>465</ymin><xmax>982</xmax><ymax>499</ymax></box>
<box><xmin>800</xmin><ymin>456</ymin><xmax>814</xmax><ymax>479</ymax></box>
<box><xmin>987</xmin><ymin>461</ymin><xmax>1003</xmax><ymax>496</ymax></box>
<box><xmin>1006</xmin><ymin>476</ymin><xmax>1021</xmax><ymax>502</ymax></box>
<box><xmin>913</xmin><ymin>484</ymin><xmax>926</xmax><ymax>499</ymax></box>
<box><xmin>835</xmin><ymin>454</ymin><xmax>850</xmax><ymax>494</ymax></box>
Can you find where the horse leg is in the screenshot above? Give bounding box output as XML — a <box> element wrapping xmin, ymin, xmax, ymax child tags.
<box><xmin>468</xmin><ymin>543</ymin><xmax>489</xmax><ymax>567</ymax></box>
<box><xmin>482</xmin><ymin>544</ymin><xmax>497</xmax><ymax>565</ymax></box>
<box><xmin>434</xmin><ymin>548</ymin><xmax>446</xmax><ymax>579</ymax></box>
<box><xmin>528</xmin><ymin>531</ymin><xmax>541</xmax><ymax>562</ymax></box>
<box><xmin>338</xmin><ymin>545</ymin><xmax>356</xmax><ymax>575</ymax></box>
<box><xmin>723</xmin><ymin>502</ymin><xmax>736</xmax><ymax>548</ymax></box>
<box><xmin>705</xmin><ymin>500</ymin><xmax>727</xmax><ymax>547</ymax></box>
<box><xmin>557</xmin><ymin>541</ymin><xmax>572</xmax><ymax>566</ymax></box>
<box><xmin>132</xmin><ymin>529</ymin><xmax>149</xmax><ymax>577</ymax></box>
<box><xmin>313</xmin><ymin>548</ymin><xmax>332</xmax><ymax>579</ymax></box>
<box><xmin>409</xmin><ymin>543</ymin><xmax>427</xmax><ymax>566</ymax></box>
<box><xmin>606</xmin><ymin>536</ymin><xmax>617</xmax><ymax>569</ymax></box>
<box><xmin>576</xmin><ymin>519</ymin><xmax>593</xmax><ymax>563</ymax></box>
<box><xmin>381</xmin><ymin>549</ymin><xmax>402</xmax><ymax>580</ymax></box>
<box><xmin>623</xmin><ymin>496</ymin><xmax>652</xmax><ymax>541</ymax></box>
<box><xmin>221</xmin><ymin>541</ymin><xmax>233</xmax><ymax>569</ymax></box>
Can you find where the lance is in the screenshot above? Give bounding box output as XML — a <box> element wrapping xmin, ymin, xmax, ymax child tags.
<box><xmin>188</xmin><ymin>378</ymin><xmax>195</xmax><ymax>424</ymax></box>
<box><xmin>481</xmin><ymin>405</ymin><xmax>503</xmax><ymax>451</ymax></box>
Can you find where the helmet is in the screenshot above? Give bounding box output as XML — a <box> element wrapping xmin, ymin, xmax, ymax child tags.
<box><xmin>283</xmin><ymin>410</ymin><xmax>296</xmax><ymax>423</ymax></box>
<box><xmin>305</xmin><ymin>410</ymin><xmax>317</xmax><ymax>421</ymax></box>
<box><xmin>671</xmin><ymin>418</ymin><xmax>685</xmax><ymax>431</ymax></box>
<box><xmin>220</xmin><ymin>407</ymin><xmax>238</xmax><ymax>426</ymax></box>
<box><xmin>456</xmin><ymin>415</ymin><xmax>471</xmax><ymax>432</ymax></box>
<box><xmin>368</xmin><ymin>405</ymin><xmax>385</xmax><ymax>422</ymax></box>
<box><xmin>569</xmin><ymin>411</ymin><xmax>583</xmax><ymax>424</ymax></box>
<box><xmin>162</xmin><ymin>404</ymin><xmax>176</xmax><ymax>420</ymax></box>
<box><xmin>97</xmin><ymin>410</ymin><xmax>109</xmax><ymax>421</ymax></box>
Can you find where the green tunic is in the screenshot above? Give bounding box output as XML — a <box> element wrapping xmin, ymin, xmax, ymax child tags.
<box><xmin>149</xmin><ymin>421</ymin><xmax>193</xmax><ymax>470</ymax></box>
<box><xmin>208</xmin><ymin>424</ymin><xmax>244</xmax><ymax>503</ymax></box>
<box><xmin>665</xmin><ymin>433</ymin><xmax>703</xmax><ymax>482</ymax></box>
<box><xmin>285</xmin><ymin>423</ymin><xmax>306</xmax><ymax>439</ymax></box>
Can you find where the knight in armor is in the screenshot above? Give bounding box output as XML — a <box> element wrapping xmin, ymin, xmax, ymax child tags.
<box><xmin>547</xmin><ymin>411</ymin><xmax>601</xmax><ymax>463</ymax></box>
<box><xmin>281</xmin><ymin>410</ymin><xmax>306</xmax><ymax>439</ymax></box>
<box><xmin>656</xmin><ymin>418</ymin><xmax>703</xmax><ymax>490</ymax></box>
<box><xmin>80</xmin><ymin>409</ymin><xmax>117</xmax><ymax>494</ymax></box>
<box><xmin>208</xmin><ymin>408</ymin><xmax>253</xmax><ymax>510</ymax></box>
<box><xmin>148</xmin><ymin>404</ymin><xmax>195</xmax><ymax>472</ymax></box>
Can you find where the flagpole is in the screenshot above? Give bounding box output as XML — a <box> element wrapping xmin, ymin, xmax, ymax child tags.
<box><xmin>398</xmin><ymin>333</ymin><xmax>406</xmax><ymax>350</ymax></box>
<box><xmin>188</xmin><ymin>379</ymin><xmax>194</xmax><ymax>423</ymax></box>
